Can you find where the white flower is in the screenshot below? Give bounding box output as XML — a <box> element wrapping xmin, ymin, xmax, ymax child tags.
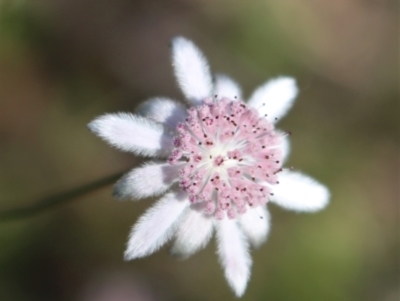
<box><xmin>88</xmin><ymin>37</ymin><xmax>330</xmax><ymax>297</ymax></box>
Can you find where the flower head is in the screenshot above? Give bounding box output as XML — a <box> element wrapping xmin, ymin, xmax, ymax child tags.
<box><xmin>88</xmin><ymin>37</ymin><xmax>330</xmax><ymax>297</ymax></box>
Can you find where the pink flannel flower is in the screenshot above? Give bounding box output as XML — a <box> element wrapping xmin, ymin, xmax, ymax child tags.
<box><xmin>88</xmin><ymin>37</ymin><xmax>330</xmax><ymax>297</ymax></box>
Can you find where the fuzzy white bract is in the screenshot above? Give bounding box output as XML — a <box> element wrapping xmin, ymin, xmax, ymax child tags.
<box><xmin>88</xmin><ymin>37</ymin><xmax>330</xmax><ymax>297</ymax></box>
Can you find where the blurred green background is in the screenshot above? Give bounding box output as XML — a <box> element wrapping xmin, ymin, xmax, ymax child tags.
<box><xmin>0</xmin><ymin>0</ymin><xmax>398</xmax><ymax>300</ymax></box>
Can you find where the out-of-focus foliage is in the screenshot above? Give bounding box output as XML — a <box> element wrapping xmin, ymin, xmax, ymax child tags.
<box><xmin>0</xmin><ymin>0</ymin><xmax>397</xmax><ymax>300</ymax></box>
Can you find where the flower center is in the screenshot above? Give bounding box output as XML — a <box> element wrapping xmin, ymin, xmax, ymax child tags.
<box><xmin>169</xmin><ymin>97</ymin><xmax>283</xmax><ymax>219</ymax></box>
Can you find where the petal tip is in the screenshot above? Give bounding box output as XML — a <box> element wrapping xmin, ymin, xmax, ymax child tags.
<box><xmin>171</xmin><ymin>36</ymin><xmax>189</xmax><ymax>47</ymax></box>
<box><xmin>171</xmin><ymin>36</ymin><xmax>212</xmax><ymax>104</ymax></box>
<box><xmin>112</xmin><ymin>182</ymin><xmax>127</xmax><ymax>200</ymax></box>
<box><xmin>87</xmin><ymin>117</ymin><xmax>102</xmax><ymax>135</ymax></box>
<box><xmin>227</xmin><ymin>269</ymin><xmax>250</xmax><ymax>297</ymax></box>
<box><xmin>272</xmin><ymin>76</ymin><xmax>298</xmax><ymax>96</ymax></box>
<box><xmin>315</xmin><ymin>184</ymin><xmax>331</xmax><ymax>211</ymax></box>
<box><xmin>248</xmin><ymin>76</ymin><xmax>299</xmax><ymax>122</ymax></box>
<box><xmin>123</xmin><ymin>249</ymin><xmax>140</xmax><ymax>261</ymax></box>
<box><xmin>169</xmin><ymin>246</ymin><xmax>191</xmax><ymax>260</ymax></box>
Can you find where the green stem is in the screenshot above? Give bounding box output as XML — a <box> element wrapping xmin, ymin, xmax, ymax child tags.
<box><xmin>0</xmin><ymin>171</ymin><xmax>125</xmax><ymax>222</ymax></box>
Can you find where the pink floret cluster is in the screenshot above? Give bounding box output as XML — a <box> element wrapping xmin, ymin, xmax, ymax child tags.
<box><xmin>168</xmin><ymin>97</ymin><xmax>284</xmax><ymax>220</ymax></box>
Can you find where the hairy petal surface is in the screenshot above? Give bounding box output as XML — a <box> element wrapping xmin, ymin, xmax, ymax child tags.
<box><xmin>113</xmin><ymin>162</ymin><xmax>183</xmax><ymax>200</ymax></box>
<box><xmin>124</xmin><ymin>192</ymin><xmax>188</xmax><ymax>260</ymax></box>
<box><xmin>170</xmin><ymin>208</ymin><xmax>214</xmax><ymax>258</ymax></box>
<box><xmin>172</xmin><ymin>37</ymin><xmax>213</xmax><ymax>105</ymax></box>
<box><xmin>270</xmin><ymin>170</ymin><xmax>330</xmax><ymax>212</ymax></box>
<box><xmin>136</xmin><ymin>97</ymin><xmax>187</xmax><ymax>129</ymax></box>
<box><xmin>88</xmin><ymin>113</ymin><xmax>173</xmax><ymax>157</ymax></box>
<box><xmin>248</xmin><ymin>77</ymin><xmax>298</xmax><ymax>123</ymax></box>
<box><xmin>216</xmin><ymin>219</ymin><xmax>252</xmax><ymax>297</ymax></box>
<box><xmin>239</xmin><ymin>207</ymin><xmax>270</xmax><ymax>248</ymax></box>
<box><xmin>214</xmin><ymin>74</ymin><xmax>242</xmax><ymax>100</ymax></box>
<box><xmin>277</xmin><ymin>131</ymin><xmax>291</xmax><ymax>164</ymax></box>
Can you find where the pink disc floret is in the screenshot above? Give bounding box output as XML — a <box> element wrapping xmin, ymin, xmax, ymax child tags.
<box><xmin>168</xmin><ymin>97</ymin><xmax>284</xmax><ymax>219</ymax></box>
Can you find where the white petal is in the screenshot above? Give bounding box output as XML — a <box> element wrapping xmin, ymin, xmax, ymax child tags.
<box><xmin>239</xmin><ymin>206</ymin><xmax>270</xmax><ymax>248</ymax></box>
<box><xmin>136</xmin><ymin>97</ymin><xmax>187</xmax><ymax>129</ymax></box>
<box><xmin>214</xmin><ymin>74</ymin><xmax>242</xmax><ymax>100</ymax></box>
<box><xmin>216</xmin><ymin>219</ymin><xmax>252</xmax><ymax>297</ymax></box>
<box><xmin>124</xmin><ymin>192</ymin><xmax>188</xmax><ymax>260</ymax></box>
<box><xmin>113</xmin><ymin>162</ymin><xmax>182</xmax><ymax>200</ymax></box>
<box><xmin>278</xmin><ymin>131</ymin><xmax>291</xmax><ymax>164</ymax></box>
<box><xmin>171</xmin><ymin>37</ymin><xmax>213</xmax><ymax>105</ymax></box>
<box><xmin>247</xmin><ymin>77</ymin><xmax>298</xmax><ymax>123</ymax></box>
<box><xmin>170</xmin><ymin>208</ymin><xmax>214</xmax><ymax>258</ymax></box>
<box><xmin>270</xmin><ymin>170</ymin><xmax>330</xmax><ymax>212</ymax></box>
<box><xmin>88</xmin><ymin>113</ymin><xmax>173</xmax><ymax>157</ymax></box>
